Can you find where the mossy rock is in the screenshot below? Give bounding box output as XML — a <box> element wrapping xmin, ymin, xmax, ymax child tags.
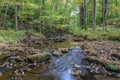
<box><xmin>8</xmin><ymin>58</ymin><xmax>23</xmax><ymax>64</ymax></box>
<box><xmin>105</xmin><ymin>62</ymin><xmax>118</xmax><ymax>71</ymax></box>
<box><xmin>11</xmin><ymin>59</ymin><xmax>17</xmax><ymax>64</ymax></box>
<box><xmin>27</xmin><ymin>52</ymin><xmax>50</xmax><ymax>62</ymax></box>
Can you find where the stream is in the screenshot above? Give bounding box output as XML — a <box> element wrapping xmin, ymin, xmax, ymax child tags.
<box><xmin>39</xmin><ymin>46</ymin><xmax>97</xmax><ymax>80</ymax></box>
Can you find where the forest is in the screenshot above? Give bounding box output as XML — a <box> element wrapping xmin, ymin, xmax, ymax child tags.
<box><xmin>0</xmin><ymin>0</ymin><xmax>120</xmax><ymax>80</ymax></box>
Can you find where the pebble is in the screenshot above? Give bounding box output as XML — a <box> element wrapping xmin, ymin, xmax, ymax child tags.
<box><xmin>0</xmin><ymin>72</ymin><xmax>2</xmax><ymax>76</ymax></box>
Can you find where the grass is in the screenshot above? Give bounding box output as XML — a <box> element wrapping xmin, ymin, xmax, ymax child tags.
<box><xmin>0</xmin><ymin>30</ymin><xmax>25</xmax><ymax>42</ymax></box>
<box><xmin>69</xmin><ymin>26</ymin><xmax>120</xmax><ymax>41</ymax></box>
<box><xmin>0</xmin><ymin>26</ymin><xmax>120</xmax><ymax>43</ymax></box>
<box><xmin>0</xmin><ymin>29</ymin><xmax>43</xmax><ymax>43</ymax></box>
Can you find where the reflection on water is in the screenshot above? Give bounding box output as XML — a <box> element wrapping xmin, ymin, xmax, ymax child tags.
<box><xmin>59</xmin><ymin>71</ymin><xmax>75</xmax><ymax>80</ymax></box>
<box><xmin>40</xmin><ymin>46</ymin><xmax>87</xmax><ymax>80</ymax></box>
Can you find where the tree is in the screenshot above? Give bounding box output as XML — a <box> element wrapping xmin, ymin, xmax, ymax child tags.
<box><xmin>116</xmin><ymin>0</ymin><xmax>118</xmax><ymax>17</ymax></box>
<box><xmin>93</xmin><ymin>0</ymin><xmax>96</xmax><ymax>31</ymax></box>
<box><xmin>15</xmin><ymin>2</ymin><xmax>18</xmax><ymax>31</ymax></box>
<box><xmin>84</xmin><ymin>0</ymin><xmax>87</xmax><ymax>30</ymax></box>
<box><xmin>2</xmin><ymin>1</ymin><xmax>9</xmax><ymax>27</ymax></box>
<box><xmin>79</xmin><ymin>0</ymin><xmax>87</xmax><ymax>30</ymax></box>
<box><xmin>102</xmin><ymin>0</ymin><xmax>108</xmax><ymax>31</ymax></box>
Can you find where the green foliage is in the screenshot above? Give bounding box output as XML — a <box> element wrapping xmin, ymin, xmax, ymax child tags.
<box><xmin>5</xmin><ymin>21</ymin><xmax>14</xmax><ymax>27</ymax></box>
<box><xmin>0</xmin><ymin>0</ymin><xmax>120</xmax><ymax>42</ymax></box>
<box><xmin>0</xmin><ymin>29</ymin><xmax>44</xmax><ymax>42</ymax></box>
<box><xmin>69</xmin><ymin>26</ymin><xmax>120</xmax><ymax>41</ymax></box>
<box><xmin>0</xmin><ymin>30</ymin><xmax>25</xmax><ymax>42</ymax></box>
<box><xmin>105</xmin><ymin>62</ymin><xmax>118</xmax><ymax>71</ymax></box>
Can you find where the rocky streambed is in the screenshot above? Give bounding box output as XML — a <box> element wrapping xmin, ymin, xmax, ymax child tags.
<box><xmin>0</xmin><ymin>41</ymin><xmax>120</xmax><ymax>80</ymax></box>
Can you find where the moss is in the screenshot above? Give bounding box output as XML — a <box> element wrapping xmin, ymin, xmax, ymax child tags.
<box><xmin>0</xmin><ymin>29</ymin><xmax>43</xmax><ymax>43</ymax></box>
<box><xmin>105</xmin><ymin>62</ymin><xmax>118</xmax><ymax>71</ymax></box>
<box><xmin>0</xmin><ymin>30</ymin><xmax>25</xmax><ymax>42</ymax></box>
<box><xmin>27</xmin><ymin>52</ymin><xmax>50</xmax><ymax>62</ymax></box>
<box><xmin>83</xmin><ymin>57</ymin><xmax>120</xmax><ymax>72</ymax></box>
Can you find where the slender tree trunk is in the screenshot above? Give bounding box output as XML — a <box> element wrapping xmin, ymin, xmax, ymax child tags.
<box><xmin>79</xmin><ymin>1</ymin><xmax>87</xmax><ymax>30</ymax></box>
<box><xmin>2</xmin><ymin>2</ymin><xmax>9</xmax><ymax>27</ymax></box>
<box><xmin>40</xmin><ymin>0</ymin><xmax>45</xmax><ymax>16</ymax></box>
<box><xmin>102</xmin><ymin>0</ymin><xmax>104</xmax><ymax>30</ymax></box>
<box><xmin>15</xmin><ymin>4</ymin><xmax>18</xmax><ymax>31</ymax></box>
<box><xmin>80</xmin><ymin>3</ymin><xmax>84</xmax><ymax>29</ymax></box>
<box><xmin>93</xmin><ymin>0</ymin><xmax>96</xmax><ymax>31</ymax></box>
<box><xmin>116</xmin><ymin>0</ymin><xmax>118</xmax><ymax>17</ymax></box>
<box><xmin>84</xmin><ymin>0</ymin><xmax>87</xmax><ymax>30</ymax></box>
<box><xmin>102</xmin><ymin>0</ymin><xmax>108</xmax><ymax>31</ymax></box>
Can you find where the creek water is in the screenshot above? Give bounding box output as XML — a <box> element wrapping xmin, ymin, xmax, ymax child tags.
<box><xmin>39</xmin><ymin>46</ymin><xmax>97</xmax><ymax>80</ymax></box>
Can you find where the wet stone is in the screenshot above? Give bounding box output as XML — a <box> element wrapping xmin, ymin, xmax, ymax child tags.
<box><xmin>52</xmin><ymin>49</ymin><xmax>62</xmax><ymax>57</ymax></box>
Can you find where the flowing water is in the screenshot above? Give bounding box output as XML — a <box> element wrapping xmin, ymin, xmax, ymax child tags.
<box><xmin>39</xmin><ymin>46</ymin><xmax>97</xmax><ymax>80</ymax></box>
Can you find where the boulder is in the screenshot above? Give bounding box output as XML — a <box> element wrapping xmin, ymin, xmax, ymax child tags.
<box><xmin>59</xmin><ymin>48</ymin><xmax>69</xmax><ymax>54</ymax></box>
<box><xmin>52</xmin><ymin>49</ymin><xmax>62</xmax><ymax>57</ymax></box>
<box><xmin>27</xmin><ymin>52</ymin><xmax>50</xmax><ymax>62</ymax></box>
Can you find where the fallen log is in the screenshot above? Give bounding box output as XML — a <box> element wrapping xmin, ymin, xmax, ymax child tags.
<box><xmin>83</xmin><ymin>56</ymin><xmax>120</xmax><ymax>73</ymax></box>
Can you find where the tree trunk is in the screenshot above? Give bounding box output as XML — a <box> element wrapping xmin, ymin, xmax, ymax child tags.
<box><xmin>40</xmin><ymin>0</ymin><xmax>45</xmax><ymax>16</ymax></box>
<box><xmin>84</xmin><ymin>0</ymin><xmax>87</xmax><ymax>30</ymax></box>
<box><xmin>80</xmin><ymin>3</ymin><xmax>84</xmax><ymax>29</ymax></box>
<box><xmin>93</xmin><ymin>0</ymin><xmax>96</xmax><ymax>31</ymax></box>
<box><xmin>79</xmin><ymin>0</ymin><xmax>87</xmax><ymax>30</ymax></box>
<box><xmin>116</xmin><ymin>0</ymin><xmax>118</xmax><ymax>17</ymax></box>
<box><xmin>102</xmin><ymin>0</ymin><xmax>108</xmax><ymax>31</ymax></box>
<box><xmin>2</xmin><ymin>2</ymin><xmax>9</xmax><ymax>27</ymax></box>
<box><xmin>15</xmin><ymin>4</ymin><xmax>18</xmax><ymax>31</ymax></box>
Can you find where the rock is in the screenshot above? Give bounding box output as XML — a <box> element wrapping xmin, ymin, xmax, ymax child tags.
<box><xmin>74</xmin><ymin>64</ymin><xmax>81</xmax><ymax>68</ymax></box>
<box><xmin>11</xmin><ymin>69</ymin><xmax>19</xmax><ymax>80</ymax></box>
<box><xmin>111</xmin><ymin>53</ymin><xmax>120</xmax><ymax>60</ymax></box>
<box><xmin>0</xmin><ymin>72</ymin><xmax>2</xmax><ymax>76</ymax></box>
<box><xmin>116</xmin><ymin>47</ymin><xmax>120</xmax><ymax>50</ymax></box>
<box><xmin>115</xmin><ymin>73</ymin><xmax>120</xmax><ymax>78</ymax></box>
<box><xmin>27</xmin><ymin>52</ymin><xmax>50</xmax><ymax>62</ymax></box>
<box><xmin>8</xmin><ymin>57</ymin><xmax>23</xmax><ymax>64</ymax></box>
<box><xmin>52</xmin><ymin>49</ymin><xmax>62</xmax><ymax>57</ymax></box>
<box><xmin>74</xmin><ymin>70</ymin><xmax>81</xmax><ymax>76</ymax></box>
<box><xmin>0</xmin><ymin>65</ymin><xmax>8</xmax><ymax>73</ymax></box>
<box><xmin>59</xmin><ymin>48</ymin><xmax>69</xmax><ymax>54</ymax></box>
<box><xmin>0</xmin><ymin>52</ymin><xmax>2</xmax><ymax>55</ymax></box>
<box><xmin>80</xmin><ymin>71</ymin><xmax>97</xmax><ymax>80</ymax></box>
